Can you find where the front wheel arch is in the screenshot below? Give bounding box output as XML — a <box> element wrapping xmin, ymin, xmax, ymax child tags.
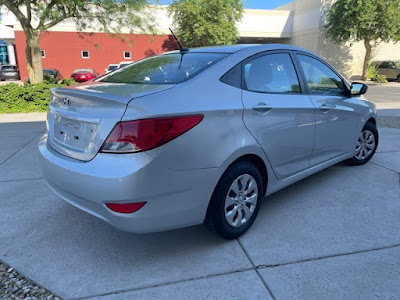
<box><xmin>367</xmin><ymin>117</ymin><xmax>376</xmax><ymax>126</ymax></box>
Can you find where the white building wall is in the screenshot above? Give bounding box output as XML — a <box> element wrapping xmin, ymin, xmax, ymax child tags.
<box><xmin>0</xmin><ymin>6</ymin><xmax>17</xmax><ymax>65</ymax></box>
<box><xmin>8</xmin><ymin>6</ymin><xmax>293</xmax><ymax>39</ymax></box>
<box><xmin>281</xmin><ymin>0</ymin><xmax>400</xmax><ymax>79</ymax></box>
<box><xmin>238</xmin><ymin>9</ymin><xmax>293</xmax><ymax>38</ymax></box>
<box><xmin>0</xmin><ymin>6</ymin><xmax>17</xmax><ymax>41</ymax></box>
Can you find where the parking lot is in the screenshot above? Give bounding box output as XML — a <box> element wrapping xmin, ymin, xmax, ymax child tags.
<box><xmin>0</xmin><ymin>85</ymin><xmax>399</xmax><ymax>299</ymax></box>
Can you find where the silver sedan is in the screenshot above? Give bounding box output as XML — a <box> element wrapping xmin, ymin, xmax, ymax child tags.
<box><xmin>39</xmin><ymin>44</ymin><xmax>378</xmax><ymax>239</ymax></box>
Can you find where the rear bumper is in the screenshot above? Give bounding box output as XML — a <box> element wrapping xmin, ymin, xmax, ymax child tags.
<box><xmin>39</xmin><ymin>134</ymin><xmax>219</xmax><ymax>233</ymax></box>
<box><xmin>72</xmin><ymin>77</ymin><xmax>92</xmax><ymax>82</ymax></box>
<box><xmin>0</xmin><ymin>73</ymin><xmax>19</xmax><ymax>80</ymax></box>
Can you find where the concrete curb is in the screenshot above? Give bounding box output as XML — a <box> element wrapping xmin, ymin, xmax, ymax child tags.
<box><xmin>0</xmin><ymin>112</ymin><xmax>47</xmax><ymax>123</ymax></box>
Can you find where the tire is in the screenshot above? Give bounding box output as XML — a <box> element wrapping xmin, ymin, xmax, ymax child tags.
<box><xmin>345</xmin><ymin>122</ymin><xmax>379</xmax><ymax>166</ymax></box>
<box><xmin>205</xmin><ymin>161</ymin><xmax>264</xmax><ymax>240</ymax></box>
<box><xmin>397</xmin><ymin>74</ymin><xmax>400</xmax><ymax>82</ymax></box>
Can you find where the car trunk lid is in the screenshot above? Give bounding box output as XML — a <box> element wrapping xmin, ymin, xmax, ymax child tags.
<box><xmin>47</xmin><ymin>82</ymin><xmax>175</xmax><ymax>161</ymax></box>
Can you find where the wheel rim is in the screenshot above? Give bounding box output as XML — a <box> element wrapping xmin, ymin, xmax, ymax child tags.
<box><xmin>224</xmin><ymin>174</ymin><xmax>258</xmax><ymax>228</ymax></box>
<box><xmin>355</xmin><ymin>130</ymin><xmax>375</xmax><ymax>160</ymax></box>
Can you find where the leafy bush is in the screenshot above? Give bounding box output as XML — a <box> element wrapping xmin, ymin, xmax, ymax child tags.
<box><xmin>367</xmin><ymin>64</ymin><xmax>388</xmax><ymax>83</ymax></box>
<box><xmin>43</xmin><ymin>73</ymin><xmax>59</xmax><ymax>84</ymax></box>
<box><xmin>0</xmin><ymin>81</ymin><xmax>77</xmax><ymax>114</ymax></box>
<box><xmin>60</xmin><ymin>78</ymin><xmax>77</xmax><ymax>86</ymax></box>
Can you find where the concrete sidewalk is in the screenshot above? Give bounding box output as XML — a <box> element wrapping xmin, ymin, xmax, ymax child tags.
<box><xmin>0</xmin><ymin>118</ymin><xmax>399</xmax><ymax>299</ymax></box>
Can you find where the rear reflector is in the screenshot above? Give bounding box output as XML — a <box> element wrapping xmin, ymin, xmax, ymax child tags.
<box><xmin>105</xmin><ymin>202</ymin><xmax>146</xmax><ymax>214</ymax></box>
<box><xmin>100</xmin><ymin>115</ymin><xmax>203</xmax><ymax>153</ymax></box>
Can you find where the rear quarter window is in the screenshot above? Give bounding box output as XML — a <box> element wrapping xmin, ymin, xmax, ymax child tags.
<box><xmin>220</xmin><ymin>64</ymin><xmax>242</xmax><ymax>88</ymax></box>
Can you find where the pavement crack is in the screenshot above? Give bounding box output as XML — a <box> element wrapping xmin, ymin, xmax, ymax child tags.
<box><xmin>257</xmin><ymin>243</ymin><xmax>400</xmax><ymax>270</ymax></box>
<box><xmin>376</xmin><ymin>151</ymin><xmax>400</xmax><ymax>154</ymax></box>
<box><xmin>0</xmin><ymin>130</ymin><xmax>45</xmax><ymax>167</ymax></box>
<box><xmin>73</xmin><ymin>267</ymin><xmax>254</xmax><ymax>300</ymax></box>
<box><xmin>370</xmin><ymin>161</ymin><xmax>400</xmax><ymax>175</ymax></box>
<box><xmin>237</xmin><ymin>238</ymin><xmax>276</xmax><ymax>300</ymax></box>
<box><xmin>0</xmin><ymin>177</ymin><xmax>44</xmax><ymax>184</ymax></box>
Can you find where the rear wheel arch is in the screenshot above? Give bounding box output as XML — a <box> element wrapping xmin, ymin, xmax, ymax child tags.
<box><xmin>230</xmin><ymin>154</ymin><xmax>269</xmax><ymax>197</ymax></box>
<box><xmin>204</xmin><ymin>154</ymin><xmax>269</xmax><ymax>224</ymax></box>
<box><xmin>213</xmin><ymin>154</ymin><xmax>269</xmax><ymax>200</ymax></box>
<box><xmin>205</xmin><ymin>155</ymin><xmax>267</xmax><ymax>239</ymax></box>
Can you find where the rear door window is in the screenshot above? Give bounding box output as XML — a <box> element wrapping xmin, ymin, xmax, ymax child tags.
<box><xmin>379</xmin><ymin>62</ymin><xmax>389</xmax><ymax>69</ymax></box>
<box><xmin>243</xmin><ymin>53</ymin><xmax>301</xmax><ymax>94</ymax></box>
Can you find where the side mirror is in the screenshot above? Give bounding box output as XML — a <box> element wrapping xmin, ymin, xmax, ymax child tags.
<box><xmin>350</xmin><ymin>82</ymin><xmax>368</xmax><ymax>96</ymax></box>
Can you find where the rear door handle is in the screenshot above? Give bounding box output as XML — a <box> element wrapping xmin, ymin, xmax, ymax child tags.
<box><xmin>252</xmin><ymin>102</ymin><xmax>273</xmax><ymax>115</ymax></box>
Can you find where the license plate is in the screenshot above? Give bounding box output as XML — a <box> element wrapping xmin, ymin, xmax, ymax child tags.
<box><xmin>60</xmin><ymin>118</ymin><xmax>80</xmax><ymax>135</ymax></box>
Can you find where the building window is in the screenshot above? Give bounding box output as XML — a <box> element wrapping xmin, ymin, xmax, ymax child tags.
<box><xmin>124</xmin><ymin>51</ymin><xmax>131</xmax><ymax>59</ymax></box>
<box><xmin>41</xmin><ymin>50</ymin><xmax>46</xmax><ymax>58</ymax></box>
<box><xmin>0</xmin><ymin>44</ymin><xmax>9</xmax><ymax>64</ymax></box>
<box><xmin>81</xmin><ymin>50</ymin><xmax>90</xmax><ymax>59</ymax></box>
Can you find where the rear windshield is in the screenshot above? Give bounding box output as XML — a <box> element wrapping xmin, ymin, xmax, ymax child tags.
<box><xmin>98</xmin><ymin>53</ymin><xmax>228</xmax><ymax>84</ymax></box>
<box><xmin>396</xmin><ymin>62</ymin><xmax>400</xmax><ymax>68</ymax></box>
<box><xmin>44</xmin><ymin>69</ymin><xmax>55</xmax><ymax>75</ymax></box>
<box><xmin>74</xmin><ymin>68</ymin><xmax>94</xmax><ymax>73</ymax></box>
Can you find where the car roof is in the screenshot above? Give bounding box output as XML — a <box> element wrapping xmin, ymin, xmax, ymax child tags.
<box><xmin>165</xmin><ymin>44</ymin><xmax>315</xmax><ymax>55</ymax></box>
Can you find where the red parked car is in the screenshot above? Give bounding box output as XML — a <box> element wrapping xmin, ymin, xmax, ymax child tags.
<box><xmin>71</xmin><ymin>68</ymin><xmax>98</xmax><ymax>82</ymax></box>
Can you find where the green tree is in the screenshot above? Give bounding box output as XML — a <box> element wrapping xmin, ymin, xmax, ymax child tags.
<box><xmin>168</xmin><ymin>0</ymin><xmax>243</xmax><ymax>47</ymax></box>
<box><xmin>325</xmin><ymin>0</ymin><xmax>400</xmax><ymax>80</ymax></box>
<box><xmin>0</xmin><ymin>0</ymin><xmax>155</xmax><ymax>83</ymax></box>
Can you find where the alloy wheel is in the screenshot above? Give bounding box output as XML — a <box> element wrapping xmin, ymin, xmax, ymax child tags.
<box><xmin>224</xmin><ymin>174</ymin><xmax>258</xmax><ymax>228</ymax></box>
<box><xmin>355</xmin><ymin>130</ymin><xmax>376</xmax><ymax>160</ymax></box>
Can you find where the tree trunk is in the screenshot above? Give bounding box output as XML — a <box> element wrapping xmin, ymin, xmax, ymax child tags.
<box><xmin>362</xmin><ymin>39</ymin><xmax>372</xmax><ymax>81</ymax></box>
<box><xmin>31</xmin><ymin>33</ymin><xmax>43</xmax><ymax>83</ymax></box>
<box><xmin>24</xmin><ymin>32</ymin><xmax>35</xmax><ymax>83</ymax></box>
<box><xmin>24</xmin><ymin>29</ymin><xmax>43</xmax><ymax>83</ymax></box>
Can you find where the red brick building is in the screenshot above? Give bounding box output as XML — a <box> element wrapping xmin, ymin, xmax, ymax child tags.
<box><xmin>14</xmin><ymin>31</ymin><xmax>174</xmax><ymax>80</ymax></box>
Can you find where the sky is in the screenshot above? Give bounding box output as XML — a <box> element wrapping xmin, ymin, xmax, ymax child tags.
<box><xmin>159</xmin><ymin>0</ymin><xmax>293</xmax><ymax>9</ymax></box>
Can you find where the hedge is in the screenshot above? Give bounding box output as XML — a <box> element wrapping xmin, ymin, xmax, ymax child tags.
<box><xmin>0</xmin><ymin>79</ymin><xmax>77</xmax><ymax>114</ymax></box>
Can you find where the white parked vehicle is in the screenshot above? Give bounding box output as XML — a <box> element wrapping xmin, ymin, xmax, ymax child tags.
<box><xmin>104</xmin><ymin>64</ymin><xmax>118</xmax><ymax>74</ymax></box>
<box><xmin>118</xmin><ymin>61</ymin><xmax>133</xmax><ymax>69</ymax></box>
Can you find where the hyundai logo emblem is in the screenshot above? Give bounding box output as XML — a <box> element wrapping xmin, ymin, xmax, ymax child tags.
<box><xmin>63</xmin><ymin>97</ymin><xmax>71</xmax><ymax>107</ymax></box>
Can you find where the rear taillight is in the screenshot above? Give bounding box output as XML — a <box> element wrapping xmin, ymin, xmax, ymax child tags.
<box><xmin>106</xmin><ymin>202</ymin><xmax>146</xmax><ymax>214</ymax></box>
<box><xmin>100</xmin><ymin>115</ymin><xmax>203</xmax><ymax>153</ymax></box>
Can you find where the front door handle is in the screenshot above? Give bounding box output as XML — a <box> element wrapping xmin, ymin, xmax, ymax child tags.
<box><xmin>252</xmin><ymin>102</ymin><xmax>273</xmax><ymax>114</ymax></box>
<box><xmin>319</xmin><ymin>103</ymin><xmax>331</xmax><ymax>113</ymax></box>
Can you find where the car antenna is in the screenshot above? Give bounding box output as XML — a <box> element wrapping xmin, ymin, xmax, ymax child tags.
<box><xmin>169</xmin><ymin>28</ymin><xmax>189</xmax><ymax>53</ymax></box>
